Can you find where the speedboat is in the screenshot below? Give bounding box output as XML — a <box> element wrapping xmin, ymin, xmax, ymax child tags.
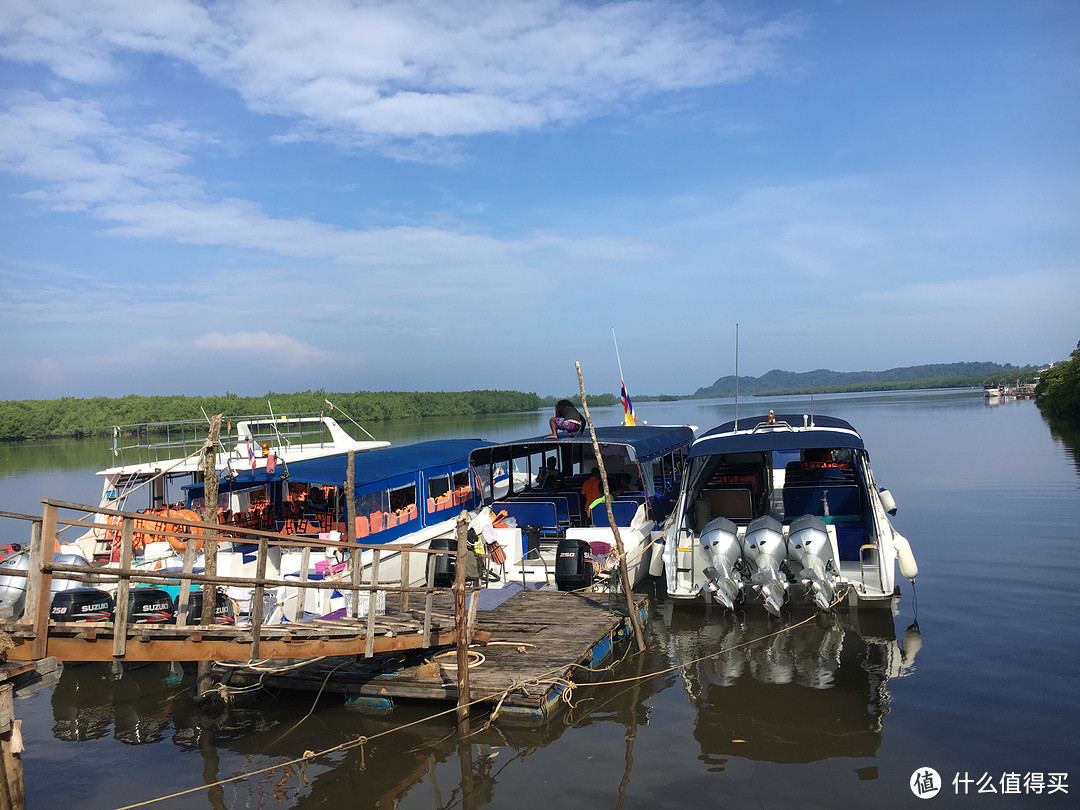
<box><xmin>661</xmin><ymin>413</ymin><xmax>917</xmax><ymax>615</ymax></box>
<box><xmin>466</xmin><ymin>425</ymin><xmax>696</xmax><ymax>591</ymax></box>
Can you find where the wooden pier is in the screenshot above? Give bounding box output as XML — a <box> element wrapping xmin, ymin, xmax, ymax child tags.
<box><xmin>0</xmin><ymin>500</ymin><xmax>646</xmax><ymax>729</ymax></box>
<box><xmin>223</xmin><ymin>588</ymin><xmax>648</xmax><ymax>726</ymax></box>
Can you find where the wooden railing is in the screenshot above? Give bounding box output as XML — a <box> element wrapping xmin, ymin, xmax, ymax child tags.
<box><xmin>0</xmin><ymin>500</ymin><xmax>479</xmax><ymax>664</ymax></box>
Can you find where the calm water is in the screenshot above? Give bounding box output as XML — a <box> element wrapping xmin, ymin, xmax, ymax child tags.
<box><xmin>2</xmin><ymin>392</ymin><xmax>1078</xmax><ymax>809</ymax></box>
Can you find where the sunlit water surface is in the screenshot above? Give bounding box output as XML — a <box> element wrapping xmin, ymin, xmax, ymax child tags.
<box><xmin>1</xmin><ymin>392</ymin><xmax>1077</xmax><ymax>808</ymax></box>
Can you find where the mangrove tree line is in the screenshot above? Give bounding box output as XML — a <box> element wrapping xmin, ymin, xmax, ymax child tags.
<box><xmin>0</xmin><ymin>389</ymin><xmax>543</xmax><ymax>441</ymax></box>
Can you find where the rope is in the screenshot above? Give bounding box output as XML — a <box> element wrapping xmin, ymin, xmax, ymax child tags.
<box><xmin>116</xmin><ymin>585</ymin><xmax>851</xmax><ymax>810</ymax></box>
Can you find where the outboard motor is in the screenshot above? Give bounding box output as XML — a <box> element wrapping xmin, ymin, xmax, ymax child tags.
<box><xmin>181</xmin><ymin>589</ymin><xmax>236</xmax><ymax>625</ymax></box>
<box><xmin>0</xmin><ymin>549</ymin><xmax>95</xmax><ymax>619</ymax></box>
<box><xmin>786</xmin><ymin>514</ymin><xmax>839</xmax><ymax>611</ymax></box>
<box><xmin>50</xmin><ymin>588</ymin><xmax>114</xmax><ymax>622</ymax></box>
<box><xmin>128</xmin><ymin>587</ymin><xmax>176</xmax><ymax>624</ymax></box>
<box><xmin>742</xmin><ymin>514</ymin><xmax>788</xmax><ymax>617</ymax></box>
<box><xmin>0</xmin><ymin>553</ymin><xmax>30</xmax><ymax>618</ymax></box>
<box><xmin>428</xmin><ymin>537</ymin><xmax>456</xmax><ymax>588</ymax></box>
<box><xmin>699</xmin><ymin>516</ymin><xmax>743</xmax><ymax>610</ymax></box>
<box><xmin>555</xmin><ymin>538</ymin><xmax>594</xmax><ymax>591</ymax></box>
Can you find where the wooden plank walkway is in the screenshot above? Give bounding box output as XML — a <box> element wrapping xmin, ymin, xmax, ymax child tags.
<box><xmin>224</xmin><ymin>588</ymin><xmax>648</xmax><ymax>726</ymax></box>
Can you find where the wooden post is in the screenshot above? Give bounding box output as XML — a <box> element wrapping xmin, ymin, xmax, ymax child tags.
<box><xmin>0</xmin><ymin>682</ymin><xmax>25</xmax><ymax>810</ymax></box>
<box><xmin>454</xmin><ymin>512</ymin><xmax>471</xmax><ymax>735</ymax></box>
<box><xmin>346</xmin><ymin>450</ymin><xmax>359</xmax><ymax>618</ymax></box>
<box><xmin>28</xmin><ymin>504</ymin><xmax>57</xmax><ymax>660</ymax></box>
<box><xmin>364</xmin><ymin>548</ymin><xmax>380</xmax><ymax>658</ymax></box>
<box><xmin>400</xmin><ymin>548</ymin><xmax>411</xmax><ymax>612</ymax></box>
<box><xmin>294</xmin><ymin>545</ymin><xmax>311</xmax><ymax>623</ymax></box>
<box><xmin>422</xmin><ymin>550</ymin><xmax>435</xmax><ymax>648</ymax></box>
<box><xmin>576</xmin><ymin>361</ymin><xmax>645</xmax><ymax>653</ymax></box>
<box><xmin>174</xmin><ymin>539</ymin><xmax>197</xmax><ymax>626</ymax></box>
<box><xmin>198</xmin><ymin>414</ymin><xmax>222</xmax><ymax>699</ymax></box>
<box><xmin>248</xmin><ymin>537</ymin><xmax>267</xmax><ymax>659</ymax></box>
<box><xmin>111</xmin><ymin>517</ymin><xmax>134</xmax><ymax>659</ymax></box>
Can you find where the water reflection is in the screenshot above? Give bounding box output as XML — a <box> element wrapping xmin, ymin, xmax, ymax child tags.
<box><xmin>655</xmin><ymin>603</ymin><xmax>920</xmax><ymax>765</ymax></box>
<box><xmin>1040</xmin><ymin>409</ymin><xmax>1080</xmax><ymax>477</ymax></box>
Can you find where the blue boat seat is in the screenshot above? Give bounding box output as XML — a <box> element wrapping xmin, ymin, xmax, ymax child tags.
<box><xmin>590</xmin><ymin>500</ymin><xmax>642</xmax><ymax>527</ymax></box>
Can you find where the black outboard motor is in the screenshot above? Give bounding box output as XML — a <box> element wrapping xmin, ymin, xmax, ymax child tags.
<box><xmin>50</xmin><ymin>588</ymin><xmax>114</xmax><ymax>622</ymax></box>
<box><xmin>128</xmin><ymin>587</ymin><xmax>175</xmax><ymax>624</ymax></box>
<box><xmin>429</xmin><ymin>537</ymin><xmax>456</xmax><ymax>587</ymax></box>
<box><xmin>555</xmin><ymin>538</ymin><xmax>594</xmax><ymax>591</ymax></box>
<box><xmin>181</xmin><ymin>589</ymin><xmax>235</xmax><ymax>625</ymax></box>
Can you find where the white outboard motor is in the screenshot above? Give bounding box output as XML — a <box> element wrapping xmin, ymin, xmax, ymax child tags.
<box><xmin>0</xmin><ymin>553</ymin><xmax>30</xmax><ymax>618</ymax></box>
<box><xmin>0</xmin><ymin>549</ymin><xmax>93</xmax><ymax>619</ymax></box>
<box><xmin>742</xmin><ymin>514</ymin><xmax>788</xmax><ymax>617</ymax></box>
<box><xmin>787</xmin><ymin>514</ymin><xmax>839</xmax><ymax>611</ymax></box>
<box><xmin>699</xmin><ymin>516</ymin><xmax>743</xmax><ymax>610</ymax></box>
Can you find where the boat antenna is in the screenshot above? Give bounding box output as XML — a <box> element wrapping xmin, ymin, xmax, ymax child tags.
<box><xmin>809</xmin><ymin>392</ymin><xmax>815</xmax><ymax>427</ymax></box>
<box><xmin>325</xmin><ymin>399</ymin><xmax>379</xmax><ymax>441</ymax></box>
<box><xmin>734</xmin><ymin>323</ymin><xmax>739</xmax><ymax>431</ymax></box>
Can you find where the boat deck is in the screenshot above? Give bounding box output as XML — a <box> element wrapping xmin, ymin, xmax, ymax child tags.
<box><xmin>224</xmin><ymin>588</ymin><xmax>647</xmax><ymax>726</ymax></box>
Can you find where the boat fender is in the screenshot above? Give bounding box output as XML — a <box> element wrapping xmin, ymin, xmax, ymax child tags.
<box><xmin>648</xmin><ymin>538</ymin><xmax>665</xmax><ymax>577</ymax></box>
<box><xmin>893</xmin><ymin>534</ymin><xmax>918</xmax><ymax>582</ymax></box>
<box><xmin>878</xmin><ymin>487</ymin><xmax>898</xmax><ymax>516</ymax></box>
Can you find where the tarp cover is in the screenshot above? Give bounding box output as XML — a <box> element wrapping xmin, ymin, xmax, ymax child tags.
<box><xmin>228</xmin><ymin>438</ymin><xmax>491</xmax><ymax>488</ymax></box>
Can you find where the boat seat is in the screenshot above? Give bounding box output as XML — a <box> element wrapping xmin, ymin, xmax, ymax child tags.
<box><xmin>695</xmin><ymin>488</ymin><xmax>753</xmax><ymax>524</ymax></box>
<box><xmin>590</xmin><ymin>500</ymin><xmax>642</xmax><ymax>528</ymax></box>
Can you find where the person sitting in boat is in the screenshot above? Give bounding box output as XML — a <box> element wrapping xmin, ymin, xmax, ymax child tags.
<box><xmin>547</xmin><ymin>399</ymin><xmax>586</xmax><ymax>438</ymax></box>
<box><xmin>581</xmin><ymin>467</ymin><xmax>602</xmax><ymax>513</ymax></box>
<box><xmin>536</xmin><ymin>457</ymin><xmax>562</xmax><ymax>491</ymax></box>
<box><xmin>307</xmin><ymin>486</ymin><xmax>327</xmax><ymax>510</ymax></box>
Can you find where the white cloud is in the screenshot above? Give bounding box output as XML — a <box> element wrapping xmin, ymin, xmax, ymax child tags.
<box><xmin>0</xmin><ymin>0</ymin><xmax>802</xmax><ymax>146</ymax></box>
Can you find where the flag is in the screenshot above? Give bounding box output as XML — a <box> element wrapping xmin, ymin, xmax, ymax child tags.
<box><xmin>266</xmin><ymin>452</ymin><xmax>277</xmax><ymax>474</ymax></box>
<box><xmin>620</xmin><ymin>380</ymin><xmax>637</xmax><ymax>426</ymax></box>
<box><xmin>248</xmin><ymin>439</ymin><xmax>256</xmax><ymax>473</ymax></box>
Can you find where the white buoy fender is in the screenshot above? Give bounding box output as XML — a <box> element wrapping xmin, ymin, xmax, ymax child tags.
<box><xmin>893</xmin><ymin>534</ymin><xmax>918</xmax><ymax>581</ymax></box>
<box><xmin>649</xmin><ymin>538</ymin><xmax>665</xmax><ymax>577</ymax></box>
<box><xmin>878</xmin><ymin>488</ymin><xmax>898</xmax><ymax>515</ymax></box>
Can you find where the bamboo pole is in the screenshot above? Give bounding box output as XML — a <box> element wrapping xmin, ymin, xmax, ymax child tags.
<box><xmin>198</xmin><ymin>414</ymin><xmax>222</xmax><ymax>699</ymax></box>
<box><xmin>454</xmin><ymin>512</ymin><xmax>470</xmax><ymax>735</ymax></box>
<box><xmin>575</xmin><ymin>361</ymin><xmax>645</xmax><ymax>653</ymax></box>
<box><xmin>347</xmin><ymin>450</ymin><xmax>359</xmax><ymax>618</ymax></box>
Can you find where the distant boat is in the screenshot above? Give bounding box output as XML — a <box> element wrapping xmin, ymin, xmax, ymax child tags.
<box><xmin>661</xmin><ymin>413</ymin><xmax>917</xmax><ymax>615</ymax></box>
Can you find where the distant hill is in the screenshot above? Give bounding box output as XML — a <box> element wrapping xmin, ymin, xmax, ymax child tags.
<box><xmin>694</xmin><ymin>362</ymin><xmax>1032</xmax><ymax>397</ymax></box>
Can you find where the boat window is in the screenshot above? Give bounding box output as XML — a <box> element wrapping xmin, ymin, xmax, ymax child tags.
<box><xmin>389</xmin><ymin>484</ymin><xmax>417</xmax><ymax>525</ymax></box>
<box><xmin>428</xmin><ymin>474</ymin><xmax>450</xmax><ymax>513</ymax></box>
<box><xmin>452</xmin><ymin>469</ymin><xmax>472</xmax><ymax>505</ymax></box>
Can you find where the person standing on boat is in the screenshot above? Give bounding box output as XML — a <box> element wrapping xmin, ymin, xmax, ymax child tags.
<box><xmin>547</xmin><ymin>399</ymin><xmax>586</xmax><ymax>438</ymax></box>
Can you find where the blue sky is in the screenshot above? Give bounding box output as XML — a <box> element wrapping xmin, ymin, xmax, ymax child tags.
<box><xmin>1</xmin><ymin>0</ymin><xmax>1077</xmax><ymax>400</ymax></box>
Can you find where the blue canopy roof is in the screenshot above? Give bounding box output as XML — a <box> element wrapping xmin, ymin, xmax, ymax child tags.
<box><xmin>228</xmin><ymin>438</ymin><xmax>491</xmax><ymax>488</ymax></box>
<box><xmin>689</xmin><ymin>414</ymin><xmax>864</xmax><ymax>458</ymax></box>
<box><xmin>468</xmin><ymin>425</ymin><xmax>695</xmax><ymax>465</ymax></box>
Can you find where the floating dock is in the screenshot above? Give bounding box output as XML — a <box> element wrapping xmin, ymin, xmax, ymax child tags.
<box><xmin>223</xmin><ymin>588</ymin><xmax>648</xmax><ymax>726</ymax></box>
